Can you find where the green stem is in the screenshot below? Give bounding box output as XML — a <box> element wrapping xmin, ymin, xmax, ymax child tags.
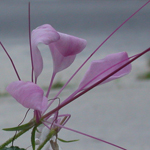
<box><xmin>0</xmin><ymin>127</ymin><xmax>32</xmax><ymax>149</ymax></box>
<box><xmin>37</xmin><ymin>129</ymin><xmax>57</xmax><ymax>150</ymax></box>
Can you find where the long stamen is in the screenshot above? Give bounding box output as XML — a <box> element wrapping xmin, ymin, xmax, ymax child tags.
<box><xmin>58</xmin><ymin>114</ymin><xmax>71</xmax><ymax>126</ymax></box>
<box><xmin>53</xmin><ymin>0</ymin><xmax>150</xmax><ymax>99</ymax></box>
<box><xmin>12</xmin><ymin>108</ymin><xmax>30</xmax><ymax>146</ymax></box>
<box><xmin>60</xmin><ymin>55</ymin><xmax>134</xmax><ymax>106</ymax></box>
<box><xmin>43</xmin><ymin>47</ymin><xmax>150</xmax><ymax>119</ymax></box>
<box><xmin>54</xmin><ymin>123</ymin><xmax>126</xmax><ymax>150</ymax></box>
<box><xmin>0</xmin><ymin>42</ymin><xmax>21</xmax><ymax>80</ymax></box>
<box><xmin>78</xmin><ymin>55</ymin><xmax>133</xmax><ymax>91</ymax></box>
<box><xmin>28</xmin><ymin>2</ymin><xmax>34</xmax><ymax>82</ymax></box>
<box><xmin>64</xmin><ymin>48</ymin><xmax>150</xmax><ymax>106</ymax></box>
<box><xmin>46</xmin><ymin>72</ymin><xmax>56</xmax><ymax>97</ymax></box>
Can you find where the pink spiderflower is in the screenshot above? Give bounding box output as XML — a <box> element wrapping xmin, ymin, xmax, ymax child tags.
<box><xmin>5</xmin><ymin>24</ymin><xmax>87</xmax><ymax>150</ymax></box>
<box><xmin>6</xmin><ymin>24</ymin><xmax>87</xmax><ymax>120</ymax></box>
<box><xmin>1</xmin><ymin>1</ymin><xmax>150</xmax><ymax>150</ymax></box>
<box><xmin>3</xmin><ymin>23</ymin><xmax>131</xmax><ymax>150</ymax></box>
<box><xmin>6</xmin><ymin>23</ymin><xmax>131</xmax><ymax>120</ymax></box>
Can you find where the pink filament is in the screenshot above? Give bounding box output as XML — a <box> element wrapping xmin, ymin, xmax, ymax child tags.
<box><xmin>54</xmin><ymin>123</ymin><xmax>126</xmax><ymax>150</ymax></box>
<box><xmin>0</xmin><ymin>42</ymin><xmax>21</xmax><ymax>81</ymax></box>
<box><xmin>53</xmin><ymin>0</ymin><xmax>150</xmax><ymax>100</ymax></box>
<box><xmin>28</xmin><ymin>2</ymin><xmax>34</xmax><ymax>83</ymax></box>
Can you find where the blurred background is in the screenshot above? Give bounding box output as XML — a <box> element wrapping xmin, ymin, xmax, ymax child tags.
<box><xmin>0</xmin><ymin>1</ymin><xmax>150</xmax><ymax>150</ymax></box>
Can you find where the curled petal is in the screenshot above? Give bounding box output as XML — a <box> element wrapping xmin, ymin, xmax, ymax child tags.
<box><xmin>31</xmin><ymin>24</ymin><xmax>86</xmax><ymax>82</ymax></box>
<box><xmin>6</xmin><ymin>81</ymin><xmax>48</xmax><ymax>111</ymax></box>
<box><xmin>78</xmin><ymin>52</ymin><xmax>132</xmax><ymax>90</ymax></box>
<box><xmin>31</xmin><ymin>24</ymin><xmax>86</xmax><ymax>78</ymax></box>
<box><xmin>50</xmin><ymin>46</ymin><xmax>76</xmax><ymax>73</ymax></box>
<box><xmin>49</xmin><ymin>32</ymin><xmax>87</xmax><ymax>57</ymax></box>
<box><xmin>31</xmin><ymin>24</ymin><xmax>60</xmax><ymax>79</ymax></box>
<box><xmin>32</xmin><ymin>24</ymin><xmax>60</xmax><ymax>45</ymax></box>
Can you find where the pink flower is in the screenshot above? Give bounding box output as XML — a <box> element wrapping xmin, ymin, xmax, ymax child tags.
<box><xmin>31</xmin><ymin>24</ymin><xmax>87</xmax><ymax>81</ymax></box>
<box><xmin>5</xmin><ymin>23</ymin><xmax>133</xmax><ymax>121</ymax></box>
<box><xmin>1</xmin><ymin>1</ymin><xmax>150</xmax><ymax>148</ymax></box>
<box><xmin>5</xmin><ymin>24</ymin><xmax>132</xmax><ymax>114</ymax></box>
<box><xmin>4</xmin><ymin>24</ymin><xmax>132</xmax><ymax>150</ymax></box>
<box><xmin>6</xmin><ymin>24</ymin><xmax>87</xmax><ymax>113</ymax></box>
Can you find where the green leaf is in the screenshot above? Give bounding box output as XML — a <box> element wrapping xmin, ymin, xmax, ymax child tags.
<box><xmin>1</xmin><ymin>146</ymin><xmax>25</xmax><ymax>150</ymax></box>
<box><xmin>3</xmin><ymin>121</ymin><xmax>35</xmax><ymax>131</ymax></box>
<box><xmin>31</xmin><ymin>126</ymin><xmax>37</xmax><ymax>150</ymax></box>
<box><xmin>58</xmin><ymin>137</ymin><xmax>79</xmax><ymax>143</ymax></box>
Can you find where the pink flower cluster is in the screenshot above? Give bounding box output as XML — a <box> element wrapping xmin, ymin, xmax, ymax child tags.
<box><xmin>6</xmin><ymin>24</ymin><xmax>131</xmax><ymax>119</ymax></box>
<box><xmin>5</xmin><ymin>24</ymin><xmax>131</xmax><ymax>150</ymax></box>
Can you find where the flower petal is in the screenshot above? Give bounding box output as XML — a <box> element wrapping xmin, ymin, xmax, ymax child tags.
<box><xmin>6</xmin><ymin>81</ymin><xmax>48</xmax><ymax>111</ymax></box>
<box><xmin>50</xmin><ymin>46</ymin><xmax>76</xmax><ymax>73</ymax></box>
<box><xmin>49</xmin><ymin>32</ymin><xmax>87</xmax><ymax>57</ymax></box>
<box><xmin>31</xmin><ymin>24</ymin><xmax>60</xmax><ymax>79</ymax></box>
<box><xmin>78</xmin><ymin>52</ymin><xmax>132</xmax><ymax>90</ymax></box>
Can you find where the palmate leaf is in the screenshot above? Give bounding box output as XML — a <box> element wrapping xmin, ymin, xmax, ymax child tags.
<box><xmin>58</xmin><ymin>137</ymin><xmax>79</xmax><ymax>143</ymax></box>
<box><xmin>1</xmin><ymin>146</ymin><xmax>25</xmax><ymax>150</ymax></box>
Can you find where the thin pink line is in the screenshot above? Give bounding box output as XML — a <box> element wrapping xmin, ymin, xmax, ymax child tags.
<box><xmin>0</xmin><ymin>42</ymin><xmax>21</xmax><ymax>80</ymax></box>
<box><xmin>28</xmin><ymin>2</ymin><xmax>34</xmax><ymax>83</ymax></box>
<box><xmin>54</xmin><ymin>123</ymin><xmax>126</xmax><ymax>150</ymax></box>
<box><xmin>53</xmin><ymin>0</ymin><xmax>150</xmax><ymax>99</ymax></box>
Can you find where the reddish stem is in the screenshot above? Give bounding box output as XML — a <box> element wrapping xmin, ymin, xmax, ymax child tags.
<box><xmin>28</xmin><ymin>2</ymin><xmax>34</xmax><ymax>83</ymax></box>
<box><xmin>43</xmin><ymin>48</ymin><xmax>150</xmax><ymax>119</ymax></box>
<box><xmin>0</xmin><ymin>42</ymin><xmax>21</xmax><ymax>81</ymax></box>
<box><xmin>53</xmin><ymin>0</ymin><xmax>150</xmax><ymax>99</ymax></box>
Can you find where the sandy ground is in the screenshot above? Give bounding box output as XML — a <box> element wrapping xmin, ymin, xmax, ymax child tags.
<box><xmin>0</xmin><ymin>63</ymin><xmax>150</xmax><ymax>150</ymax></box>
